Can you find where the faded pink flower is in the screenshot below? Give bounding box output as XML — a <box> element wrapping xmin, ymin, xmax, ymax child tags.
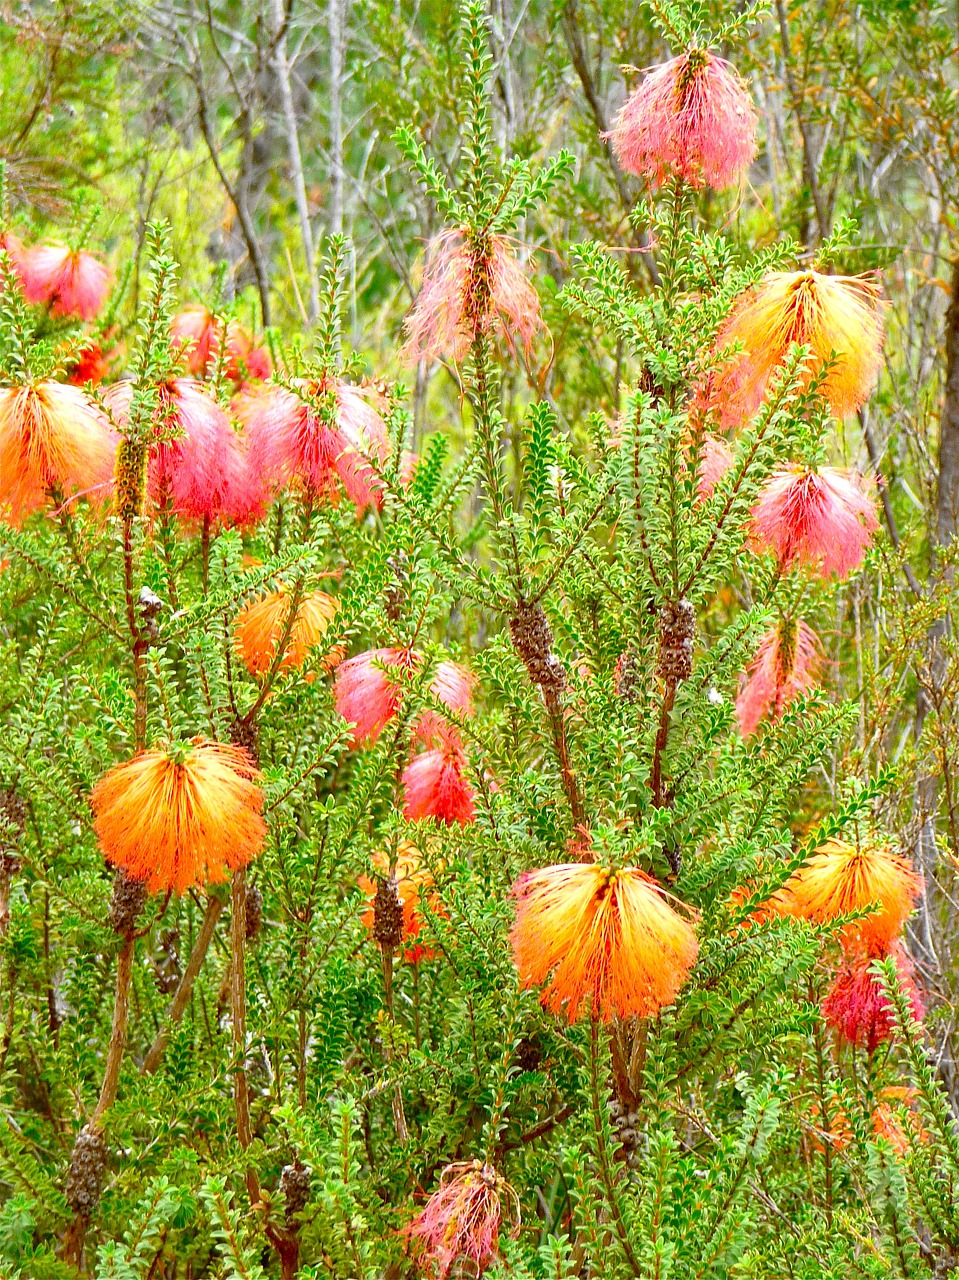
<box><xmin>735</xmin><ymin>617</ymin><xmax>822</xmax><ymax>737</ymax></box>
<box><xmin>822</xmin><ymin>945</ymin><xmax>924</xmax><ymax>1052</ymax></box>
<box><xmin>751</xmin><ymin>466</ymin><xmax>879</xmax><ymax>579</ymax></box>
<box><xmin>403</xmin><ymin>229</ymin><xmax>542</xmax><ymax>364</ymax></box>
<box><xmin>335</xmin><ymin>650</ymin><xmax>475</xmax><ymax>748</ymax></box>
<box><xmin>607</xmin><ymin>50</ymin><xmax>757</xmax><ymax>189</ymax></box>
<box><xmin>403</xmin><ymin>723</ymin><xmax>476</xmax><ymax>826</ymax></box>
<box><xmin>406</xmin><ymin>1160</ymin><xmax>520</xmax><ymax>1279</ymax></box>
<box><xmin>171</xmin><ymin>305</ymin><xmax>220</xmax><ymax>376</ymax></box>
<box><xmin>225</xmin><ymin>322</ymin><xmax>272</xmax><ymax>384</ymax></box>
<box><xmin>19</xmin><ymin>244</ymin><xmax>112</xmax><ymax>320</ymax></box>
<box><xmin>696</xmin><ymin>434</ymin><xmax>735</xmax><ymax>500</ymax></box>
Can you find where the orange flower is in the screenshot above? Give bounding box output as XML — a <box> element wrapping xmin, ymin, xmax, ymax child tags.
<box><xmin>0</xmin><ymin>381</ymin><xmax>116</xmax><ymax>524</ymax></box>
<box><xmin>91</xmin><ymin>740</ymin><xmax>266</xmax><ymax>893</ymax></box>
<box><xmin>510</xmin><ymin>864</ymin><xmax>698</xmax><ymax>1022</ymax></box>
<box><xmin>358</xmin><ymin>843</ymin><xmax>442</xmax><ymax>962</ymax></box>
<box><xmin>780</xmin><ymin>838</ymin><xmax>921</xmax><ymax>952</ymax></box>
<box><xmin>805</xmin><ymin>1098</ymin><xmax>852</xmax><ymax>1156</ymax></box>
<box><xmin>872</xmin><ymin>1087</ymin><xmax>928</xmax><ymax>1155</ymax></box>
<box><xmin>234</xmin><ymin>587</ymin><xmax>338</xmax><ymax>678</ymax></box>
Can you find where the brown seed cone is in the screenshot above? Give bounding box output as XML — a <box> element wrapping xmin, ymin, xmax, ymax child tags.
<box><xmin>510</xmin><ymin>601</ymin><xmax>567</xmax><ymax>694</ymax></box>
<box><xmin>656</xmin><ymin>599</ymin><xmax>695</xmax><ymax>685</ymax></box>
<box><xmin>615</xmin><ymin>649</ymin><xmax>642</xmax><ymax>705</ymax></box>
<box><xmin>372</xmin><ymin>876</ymin><xmax>404</xmax><ymax>949</ymax></box>
<box><xmin>64</xmin><ymin>1126</ymin><xmax>108</xmax><ymax>1217</ymax></box>
<box><xmin>107</xmin><ymin>869</ymin><xmax>147</xmax><ymax>936</ymax></box>
<box><xmin>280</xmin><ymin>1160</ymin><xmax>311</xmax><ymax>1230</ymax></box>
<box><xmin>244</xmin><ymin>884</ymin><xmax>263</xmax><ymax>940</ymax></box>
<box><xmin>229</xmin><ymin>717</ymin><xmax>260</xmax><ymax>766</ymax></box>
<box><xmin>515</xmin><ymin>1034</ymin><xmax>543</xmax><ymax>1074</ymax></box>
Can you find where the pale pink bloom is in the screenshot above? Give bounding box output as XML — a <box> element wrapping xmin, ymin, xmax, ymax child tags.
<box><xmin>822</xmin><ymin>945</ymin><xmax>924</xmax><ymax>1052</ymax></box>
<box><xmin>406</xmin><ymin>1160</ymin><xmax>520</xmax><ymax>1279</ymax></box>
<box><xmin>19</xmin><ymin>244</ymin><xmax>112</xmax><ymax>320</ymax></box>
<box><xmin>224</xmin><ymin>322</ymin><xmax>272</xmax><ymax>384</ymax></box>
<box><xmin>608</xmin><ymin>51</ymin><xmax>757</xmax><ymax>189</ymax></box>
<box><xmin>0</xmin><ymin>232</ymin><xmax>26</xmax><ymax>287</ymax></box>
<box><xmin>171</xmin><ymin>304</ymin><xmax>220</xmax><ymax>376</ymax></box>
<box><xmin>403</xmin><ymin>229</ymin><xmax>542</xmax><ymax>364</ymax></box>
<box><xmin>735</xmin><ymin>617</ymin><xmax>822</xmax><ymax>737</ymax></box>
<box><xmin>403</xmin><ymin>723</ymin><xmax>476</xmax><ymax>826</ymax></box>
<box><xmin>335</xmin><ymin>651</ymin><xmax>475</xmax><ymax>747</ymax></box>
<box><xmin>696</xmin><ymin>434</ymin><xmax>735</xmax><ymax>500</ymax></box>
<box><xmin>751</xmin><ymin>466</ymin><xmax>879</xmax><ymax>579</ymax></box>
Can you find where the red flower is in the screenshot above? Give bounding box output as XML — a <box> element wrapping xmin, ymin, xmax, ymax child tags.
<box><xmin>735</xmin><ymin>617</ymin><xmax>823</xmax><ymax>736</ymax></box>
<box><xmin>19</xmin><ymin>244</ymin><xmax>112</xmax><ymax>320</ymax></box>
<box><xmin>822</xmin><ymin>946</ymin><xmax>924</xmax><ymax>1052</ymax></box>
<box><xmin>403</xmin><ymin>723</ymin><xmax>476</xmax><ymax>826</ymax></box>
<box><xmin>751</xmin><ymin>466</ymin><xmax>879</xmax><ymax>579</ymax></box>
<box><xmin>334</xmin><ymin>650</ymin><xmax>474</xmax><ymax>747</ymax></box>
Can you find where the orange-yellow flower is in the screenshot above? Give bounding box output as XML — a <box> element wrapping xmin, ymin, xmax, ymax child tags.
<box><xmin>510</xmin><ymin>864</ymin><xmax>698</xmax><ymax>1022</ymax></box>
<box><xmin>234</xmin><ymin>587</ymin><xmax>338</xmax><ymax>677</ymax></box>
<box><xmin>91</xmin><ymin>740</ymin><xmax>267</xmax><ymax>893</ymax></box>
<box><xmin>358</xmin><ymin>843</ymin><xmax>443</xmax><ymax>963</ymax></box>
<box><xmin>780</xmin><ymin>838</ymin><xmax>921</xmax><ymax>952</ymax></box>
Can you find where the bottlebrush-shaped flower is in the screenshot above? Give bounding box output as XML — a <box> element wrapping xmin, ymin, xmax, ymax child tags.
<box><xmin>735</xmin><ymin>617</ymin><xmax>823</xmax><ymax>736</ymax></box>
<box><xmin>0</xmin><ymin>381</ymin><xmax>116</xmax><ymax>523</ymax></box>
<box><xmin>695</xmin><ymin>433</ymin><xmax>735</xmax><ymax>500</ymax></box>
<box><xmin>707</xmin><ymin>271</ymin><xmax>885</xmax><ymax>427</ymax></box>
<box><xmin>334</xmin><ymin>650</ymin><xmax>474</xmax><ymax>747</ymax></box>
<box><xmin>170</xmin><ymin>304</ymin><xmax>220</xmax><ymax>376</ymax></box>
<box><xmin>225</xmin><ymin>321</ymin><xmax>272</xmax><ymax>384</ymax></box>
<box><xmin>510</xmin><ymin>863</ymin><xmax>698</xmax><ymax>1022</ymax></box>
<box><xmin>90</xmin><ymin>740</ymin><xmax>267</xmax><ymax>894</ymax></box>
<box><xmin>19</xmin><ymin>244</ymin><xmax>112</xmax><ymax>320</ymax></box>
<box><xmin>234</xmin><ymin>587</ymin><xmax>338</xmax><ymax>677</ymax></box>
<box><xmin>872</xmin><ymin>1087</ymin><xmax>928</xmax><ymax>1155</ymax></box>
<box><xmin>236</xmin><ymin>380</ymin><xmax>389</xmax><ymax>512</ymax></box>
<box><xmin>751</xmin><ymin>466</ymin><xmax>879</xmax><ymax>579</ymax></box>
<box><xmin>67</xmin><ymin>340</ymin><xmax>116</xmax><ymax>388</ymax></box>
<box><xmin>403</xmin><ymin>229</ymin><xmax>542</xmax><ymax>364</ymax></box>
<box><xmin>607</xmin><ymin>50</ymin><xmax>757</xmax><ymax>189</ymax></box>
<box><xmin>403</xmin><ymin>724</ymin><xmax>476</xmax><ymax>826</ymax></box>
<box><xmin>822</xmin><ymin>946</ymin><xmax>924</xmax><ymax>1052</ymax></box>
<box><xmin>406</xmin><ymin>1160</ymin><xmax>520</xmax><ymax>1280</ymax></box>
<box><xmin>359</xmin><ymin>843</ymin><xmax>442</xmax><ymax>963</ymax></box>
<box><xmin>780</xmin><ymin>838</ymin><xmax>922</xmax><ymax>953</ymax></box>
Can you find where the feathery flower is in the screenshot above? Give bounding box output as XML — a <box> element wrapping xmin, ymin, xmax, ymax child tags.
<box><xmin>19</xmin><ymin>244</ymin><xmax>112</xmax><ymax>320</ymax></box>
<box><xmin>67</xmin><ymin>340</ymin><xmax>116</xmax><ymax>388</ymax></box>
<box><xmin>872</xmin><ymin>1087</ymin><xmax>928</xmax><ymax>1154</ymax></box>
<box><xmin>234</xmin><ymin>587</ymin><xmax>338</xmax><ymax>677</ymax></box>
<box><xmin>407</xmin><ymin>1160</ymin><xmax>520</xmax><ymax>1279</ymax></box>
<box><xmin>359</xmin><ymin>843</ymin><xmax>442</xmax><ymax>963</ymax></box>
<box><xmin>510</xmin><ymin>863</ymin><xmax>698</xmax><ymax>1022</ymax></box>
<box><xmin>224</xmin><ymin>321</ymin><xmax>272</xmax><ymax>384</ymax></box>
<box><xmin>403</xmin><ymin>724</ymin><xmax>476</xmax><ymax>826</ymax></box>
<box><xmin>90</xmin><ymin>740</ymin><xmax>267</xmax><ymax>893</ymax></box>
<box><xmin>708</xmin><ymin>271</ymin><xmax>885</xmax><ymax>427</ymax></box>
<box><xmin>822</xmin><ymin>947</ymin><xmax>924</xmax><ymax>1052</ymax></box>
<box><xmin>403</xmin><ymin>229</ymin><xmax>542</xmax><ymax>365</ymax></box>
<box><xmin>751</xmin><ymin>466</ymin><xmax>879</xmax><ymax>579</ymax></box>
<box><xmin>334</xmin><ymin>650</ymin><xmax>474</xmax><ymax>747</ymax></box>
<box><xmin>607</xmin><ymin>50</ymin><xmax>757</xmax><ymax>189</ymax></box>
<box><xmin>780</xmin><ymin>838</ymin><xmax>921</xmax><ymax>952</ymax></box>
<box><xmin>170</xmin><ymin>304</ymin><xmax>220</xmax><ymax>376</ymax></box>
<box><xmin>0</xmin><ymin>381</ymin><xmax>116</xmax><ymax>523</ymax></box>
<box><xmin>696</xmin><ymin>434</ymin><xmax>735</xmax><ymax>500</ymax></box>
<box><xmin>735</xmin><ymin>617</ymin><xmax>823</xmax><ymax>736</ymax></box>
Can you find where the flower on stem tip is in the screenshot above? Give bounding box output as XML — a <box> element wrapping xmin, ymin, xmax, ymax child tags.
<box><xmin>751</xmin><ymin>466</ymin><xmax>879</xmax><ymax>580</ymax></box>
<box><xmin>19</xmin><ymin>243</ymin><xmax>112</xmax><ymax>320</ymax></box>
<box><xmin>359</xmin><ymin>843</ymin><xmax>443</xmax><ymax>963</ymax></box>
<box><xmin>735</xmin><ymin>617</ymin><xmax>823</xmax><ymax>737</ymax></box>
<box><xmin>607</xmin><ymin>50</ymin><xmax>757</xmax><ymax>190</ymax></box>
<box><xmin>90</xmin><ymin>739</ymin><xmax>267</xmax><ymax>894</ymax></box>
<box><xmin>403</xmin><ymin>722</ymin><xmax>476</xmax><ymax>827</ymax></box>
<box><xmin>334</xmin><ymin>649</ymin><xmax>474</xmax><ymax>747</ymax></box>
<box><xmin>510</xmin><ymin>863</ymin><xmax>698</xmax><ymax>1022</ymax></box>
<box><xmin>821</xmin><ymin>945</ymin><xmax>924</xmax><ymax>1052</ymax></box>
<box><xmin>234</xmin><ymin>587</ymin><xmax>339</xmax><ymax>678</ymax></box>
<box><xmin>0</xmin><ymin>381</ymin><xmax>116</xmax><ymax>524</ymax></box>
<box><xmin>403</xmin><ymin>229</ymin><xmax>542</xmax><ymax>365</ymax></box>
<box><xmin>406</xmin><ymin>1159</ymin><xmax>520</xmax><ymax>1279</ymax></box>
<box><xmin>171</xmin><ymin>304</ymin><xmax>272</xmax><ymax>384</ymax></box>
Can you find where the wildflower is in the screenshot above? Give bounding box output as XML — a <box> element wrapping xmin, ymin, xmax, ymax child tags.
<box><xmin>607</xmin><ymin>50</ymin><xmax>757</xmax><ymax>189</ymax></box>
<box><xmin>735</xmin><ymin>617</ymin><xmax>823</xmax><ymax>736</ymax></box>
<box><xmin>170</xmin><ymin>304</ymin><xmax>220</xmax><ymax>376</ymax></box>
<box><xmin>67</xmin><ymin>339</ymin><xmax>116</xmax><ymax>388</ymax></box>
<box><xmin>19</xmin><ymin>244</ymin><xmax>112</xmax><ymax>320</ymax></box>
<box><xmin>403</xmin><ymin>229</ymin><xmax>542</xmax><ymax>364</ymax></box>
<box><xmin>510</xmin><ymin>863</ymin><xmax>698</xmax><ymax>1022</ymax></box>
<box><xmin>781</xmin><ymin>837</ymin><xmax>921</xmax><ymax>952</ymax></box>
<box><xmin>696</xmin><ymin>434</ymin><xmax>735</xmax><ymax>500</ymax></box>
<box><xmin>0</xmin><ymin>381</ymin><xmax>116</xmax><ymax>523</ymax></box>
<box><xmin>359</xmin><ymin>843</ymin><xmax>442</xmax><ymax>962</ymax></box>
<box><xmin>234</xmin><ymin>587</ymin><xmax>338</xmax><ymax>678</ymax></box>
<box><xmin>709</xmin><ymin>271</ymin><xmax>885</xmax><ymax>427</ymax></box>
<box><xmin>403</xmin><ymin>724</ymin><xmax>476</xmax><ymax>826</ymax></box>
<box><xmin>407</xmin><ymin>1159</ymin><xmax>520</xmax><ymax>1279</ymax></box>
<box><xmin>90</xmin><ymin>739</ymin><xmax>267</xmax><ymax>893</ymax></box>
<box><xmin>225</xmin><ymin>321</ymin><xmax>272</xmax><ymax>384</ymax></box>
<box><xmin>822</xmin><ymin>946</ymin><xmax>924</xmax><ymax>1052</ymax></box>
<box><xmin>751</xmin><ymin>466</ymin><xmax>879</xmax><ymax>579</ymax></box>
<box><xmin>334</xmin><ymin>650</ymin><xmax>474</xmax><ymax>747</ymax></box>
<box><xmin>872</xmin><ymin>1087</ymin><xmax>928</xmax><ymax>1154</ymax></box>
<box><xmin>805</xmin><ymin>1099</ymin><xmax>852</xmax><ymax>1156</ymax></box>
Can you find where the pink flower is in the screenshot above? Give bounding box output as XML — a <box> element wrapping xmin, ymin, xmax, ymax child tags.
<box><xmin>334</xmin><ymin>651</ymin><xmax>475</xmax><ymax>748</ymax></box>
<box><xmin>696</xmin><ymin>434</ymin><xmax>735</xmax><ymax>500</ymax></box>
<box><xmin>224</xmin><ymin>322</ymin><xmax>272</xmax><ymax>384</ymax></box>
<box><xmin>403</xmin><ymin>229</ymin><xmax>542</xmax><ymax>364</ymax></box>
<box><xmin>822</xmin><ymin>946</ymin><xmax>924</xmax><ymax>1052</ymax></box>
<box><xmin>607</xmin><ymin>50</ymin><xmax>757</xmax><ymax>190</ymax></box>
<box><xmin>735</xmin><ymin>617</ymin><xmax>822</xmax><ymax>737</ymax></box>
<box><xmin>171</xmin><ymin>304</ymin><xmax>220</xmax><ymax>376</ymax></box>
<box><xmin>0</xmin><ymin>232</ymin><xmax>27</xmax><ymax>287</ymax></box>
<box><xmin>403</xmin><ymin>723</ymin><xmax>476</xmax><ymax>826</ymax></box>
<box><xmin>406</xmin><ymin>1160</ymin><xmax>520</xmax><ymax>1279</ymax></box>
<box><xmin>19</xmin><ymin>244</ymin><xmax>112</xmax><ymax>320</ymax></box>
<box><xmin>751</xmin><ymin>466</ymin><xmax>879</xmax><ymax>579</ymax></box>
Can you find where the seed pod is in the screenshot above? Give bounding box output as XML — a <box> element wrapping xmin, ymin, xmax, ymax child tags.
<box><xmin>280</xmin><ymin>1160</ymin><xmax>311</xmax><ymax>1230</ymax></box>
<box><xmin>114</xmin><ymin>439</ymin><xmax>147</xmax><ymax>523</ymax></box>
<box><xmin>372</xmin><ymin>875</ymin><xmax>404</xmax><ymax>949</ymax></box>
<box><xmin>229</xmin><ymin>717</ymin><xmax>260</xmax><ymax>766</ymax></box>
<box><xmin>245</xmin><ymin>884</ymin><xmax>263</xmax><ymax>940</ymax></box>
<box><xmin>510</xmin><ymin>601</ymin><xmax>567</xmax><ymax>694</ymax></box>
<box><xmin>615</xmin><ymin>649</ymin><xmax>642</xmax><ymax>704</ymax></box>
<box><xmin>64</xmin><ymin>1126</ymin><xmax>108</xmax><ymax>1217</ymax></box>
<box><xmin>107</xmin><ymin>869</ymin><xmax>147</xmax><ymax>936</ymax></box>
<box><xmin>515</xmin><ymin>1034</ymin><xmax>543</xmax><ymax>1074</ymax></box>
<box><xmin>656</xmin><ymin>599</ymin><xmax>695</xmax><ymax>685</ymax></box>
<box><xmin>0</xmin><ymin>787</ymin><xmax>26</xmax><ymax>849</ymax></box>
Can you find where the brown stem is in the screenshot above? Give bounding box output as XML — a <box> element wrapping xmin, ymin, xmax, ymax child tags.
<box><xmin>543</xmin><ymin>687</ymin><xmax>587</xmax><ymax>831</ymax></box>
<box><xmin>231</xmin><ymin>869</ymin><xmax>260</xmax><ymax>1202</ymax></box>
<box><xmin>91</xmin><ymin>937</ymin><xmax>135</xmax><ymax>1129</ymax></box>
<box><xmin>380</xmin><ymin>944</ymin><xmax>409</xmax><ymax>1143</ymax></box>
<box><xmin>650</xmin><ymin>681</ymin><xmax>677</xmax><ymax>809</ymax></box>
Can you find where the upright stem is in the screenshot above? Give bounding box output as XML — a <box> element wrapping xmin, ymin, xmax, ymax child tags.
<box><xmin>91</xmin><ymin>939</ymin><xmax>135</xmax><ymax>1128</ymax></box>
<box><xmin>380</xmin><ymin>944</ymin><xmax>409</xmax><ymax>1143</ymax></box>
<box><xmin>231</xmin><ymin>868</ymin><xmax>260</xmax><ymax>1202</ymax></box>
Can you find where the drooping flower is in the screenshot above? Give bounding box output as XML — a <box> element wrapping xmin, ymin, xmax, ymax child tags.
<box><xmin>510</xmin><ymin>863</ymin><xmax>698</xmax><ymax>1022</ymax></box>
<box><xmin>735</xmin><ymin>617</ymin><xmax>823</xmax><ymax>736</ymax></box>
<box><xmin>403</xmin><ymin>229</ymin><xmax>542</xmax><ymax>365</ymax></box>
<box><xmin>0</xmin><ymin>381</ymin><xmax>116</xmax><ymax>523</ymax></box>
<box><xmin>607</xmin><ymin>50</ymin><xmax>757</xmax><ymax>189</ymax></box>
<box><xmin>171</xmin><ymin>304</ymin><xmax>220</xmax><ymax>376</ymax></box>
<box><xmin>751</xmin><ymin>466</ymin><xmax>879</xmax><ymax>579</ymax></box>
<box><xmin>224</xmin><ymin>321</ymin><xmax>272</xmax><ymax>384</ymax></box>
<box><xmin>334</xmin><ymin>650</ymin><xmax>474</xmax><ymax>747</ymax></box>
<box><xmin>696</xmin><ymin>433</ymin><xmax>735</xmax><ymax>500</ymax></box>
<box><xmin>90</xmin><ymin>739</ymin><xmax>267</xmax><ymax>894</ymax></box>
<box><xmin>403</xmin><ymin>724</ymin><xmax>476</xmax><ymax>826</ymax></box>
<box><xmin>359</xmin><ymin>843</ymin><xmax>442</xmax><ymax>963</ymax></box>
<box><xmin>707</xmin><ymin>271</ymin><xmax>886</xmax><ymax>427</ymax></box>
<box><xmin>234</xmin><ymin>587</ymin><xmax>338</xmax><ymax>677</ymax></box>
<box><xmin>406</xmin><ymin>1160</ymin><xmax>520</xmax><ymax>1279</ymax></box>
<box><xmin>822</xmin><ymin>947</ymin><xmax>924</xmax><ymax>1052</ymax></box>
<box><xmin>780</xmin><ymin>838</ymin><xmax>922</xmax><ymax>953</ymax></box>
<box><xmin>19</xmin><ymin>244</ymin><xmax>112</xmax><ymax>321</ymax></box>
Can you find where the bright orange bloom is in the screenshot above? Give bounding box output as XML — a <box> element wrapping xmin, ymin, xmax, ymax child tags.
<box><xmin>805</xmin><ymin>1098</ymin><xmax>852</xmax><ymax>1156</ymax></box>
<box><xmin>872</xmin><ymin>1087</ymin><xmax>928</xmax><ymax>1155</ymax></box>
<box><xmin>510</xmin><ymin>863</ymin><xmax>698</xmax><ymax>1022</ymax></box>
<box><xmin>0</xmin><ymin>381</ymin><xmax>116</xmax><ymax>523</ymax></box>
<box><xmin>234</xmin><ymin>587</ymin><xmax>338</xmax><ymax>677</ymax></box>
<box><xmin>358</xmin><ymin>843</ymin><xmax>443</xmax><ymax>963</ymax></box>
<box><xmin>707</xmin><ymin>271</ymin><xmax>885</xmax><ymax>427</ymax></box>
<box><xmin>90</xmin><ymin>740</ymin><xmax>267</xmax><ymax>893</ymax></box>
<box><xmin>780</xmin><ymin>838</ymin><xmax>921</xmax><ymax>952</ymax></box>
<box><xmin>406</xmin><ymin>1159</ymin><xmax>520</xmax><ymax>1279</ymax></box>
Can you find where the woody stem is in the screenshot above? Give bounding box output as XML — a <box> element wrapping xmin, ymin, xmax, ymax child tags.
<box><xmin>380</xmin><ymin>943</ymin><xmax>409</xmax><ymax>1143</ymax></box>
<box><xmin>231</xmin><ymin>867</ymin><xmax>260</xmax><ymax>1204</ymax></box>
